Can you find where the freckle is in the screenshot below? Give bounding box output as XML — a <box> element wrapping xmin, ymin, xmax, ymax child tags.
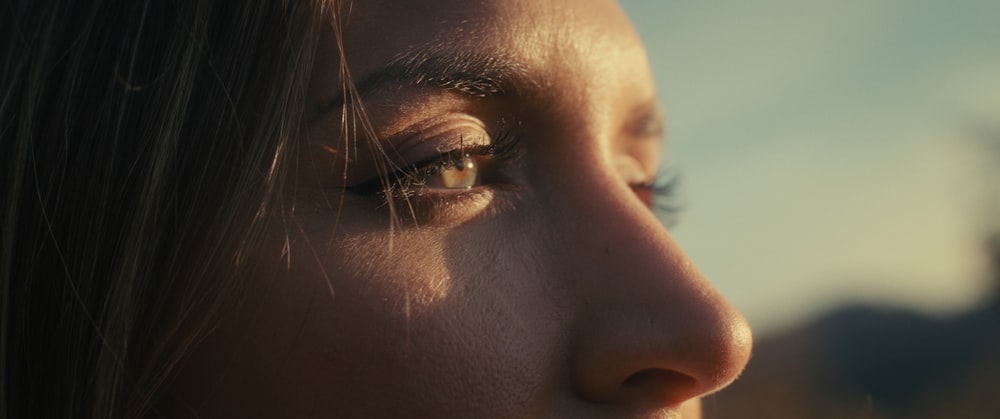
<box><xmin>603</xmin><ymin>247</ymin><xmax>610</xmax><ymax>255</ymax></box>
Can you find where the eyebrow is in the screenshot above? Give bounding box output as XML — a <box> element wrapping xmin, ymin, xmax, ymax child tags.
<box><xmin>311</xmin><ymin>48</ymin><xmax>531</xmax><ymax>123</ymax></box>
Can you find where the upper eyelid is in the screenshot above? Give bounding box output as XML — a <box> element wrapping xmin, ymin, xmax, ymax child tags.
<box><xmin>637</xmin><ymin>112</ymin><xmax>666</xmax><ymax>139</ymax></box>
<box><xmin>625</xmin><ymin>101</ymin><xmax>666</xmax><ymax>140</ymax></box>
<box><xmin>390</xmin><ymin>116</ymin><xmax>491</xmax><ymax>156</ymax></box>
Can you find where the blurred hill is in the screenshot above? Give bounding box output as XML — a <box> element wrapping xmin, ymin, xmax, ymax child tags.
<box><xmin>705</xmin><ymin>236</ymin><xmax>1000</xmax><ymax>419</ymax></box>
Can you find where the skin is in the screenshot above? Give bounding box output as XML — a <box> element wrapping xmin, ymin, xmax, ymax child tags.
<box><xmin>165</xmin><ymin>0</ymin><xmax>752</xmax><ymax>417</ymax></box>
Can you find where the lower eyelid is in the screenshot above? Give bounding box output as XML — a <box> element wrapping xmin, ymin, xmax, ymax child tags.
<box><xmin>390</xmin><ymin>187</ymin><xmax>512</xmax><ymax>226</ymax></box>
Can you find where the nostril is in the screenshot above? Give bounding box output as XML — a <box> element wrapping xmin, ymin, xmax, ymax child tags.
<box><xmin>621</xmin><ymin>369</ymin><xmax>699</xmax><ymax>406</ymax></box>
<box><xmin>623</xmin><ymin>369</ymin><xmax>693</xmax><ymax>389</ymax></box>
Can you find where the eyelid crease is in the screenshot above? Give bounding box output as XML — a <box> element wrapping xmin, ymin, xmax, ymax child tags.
<box><xmin>387</xmin><ymin>114</ymin><xmax>490</xmax><ymax>158</ymax></box>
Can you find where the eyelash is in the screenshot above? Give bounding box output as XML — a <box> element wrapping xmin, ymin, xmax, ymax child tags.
<box><xmin>634</xmin><ymin>170</ymin><xmax>682</xmax><ymax>227</ymax></box>
<box><xmin>345</xmin><ymin>127</ymin><xmax>681</xmax><ymax>225</ymax></box>
<box><xmin>345</xmin><ymin>127</ymin><xmax>522</xmax><ymax>200</ymax></box>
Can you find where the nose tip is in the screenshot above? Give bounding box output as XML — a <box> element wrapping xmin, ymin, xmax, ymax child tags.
<box><xmin>572</xmin><ymin>291</ymin><xmax>753</xmax><ymax>408</ymax></box>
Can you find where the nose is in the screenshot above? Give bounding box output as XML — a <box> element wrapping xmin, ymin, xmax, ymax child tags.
<box><xmin>557</xmin><ymin>175</ymin><xmax>752</xmax><ymax>409</ymax></box>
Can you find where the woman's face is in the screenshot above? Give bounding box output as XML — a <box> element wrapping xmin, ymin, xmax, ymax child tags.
<box><xmin>168</xmin><ymin>0</ymin><xmax>751</xmax><ymax>417</ymax></box>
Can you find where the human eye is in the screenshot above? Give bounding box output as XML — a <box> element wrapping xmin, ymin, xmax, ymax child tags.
<box><xmin>345</xmin><ymin>124</ymin><xmax>522</xmax><ymax>224</ymax></box>
<box><xmin>389</xmin><ymin>145</ymin><xmax>489</xmax><ymax>192</ymax></box>
<box><xmin>620</xmin><ymin>104</ymin><xmax>681</xmax><ymax>226</ymax></box>
<box><xmin>631</xmin><ymin>169</ymin><xmax>682</xmax><ymax>227</ymax></box>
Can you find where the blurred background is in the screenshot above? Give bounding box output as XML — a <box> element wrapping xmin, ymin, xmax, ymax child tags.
<box><xmin>619</xmin><ymin>0</ymin><xmax>1000</xmax><ymax>417</ymax></box>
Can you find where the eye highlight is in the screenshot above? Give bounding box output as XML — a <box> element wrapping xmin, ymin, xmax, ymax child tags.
<box><xmin>387</xmin><ymin>146</ymin><xmax>488</xmax><ymax>194</ymax></box>
<box><xmin>430</xmin><ymin>153</ymin><xmax>479</xmax><ymax>189</ymax></box>
<box><xmin>343</xmin><ymin>123</ymin><xmax>523</xmax><ymax>223</ymax></box>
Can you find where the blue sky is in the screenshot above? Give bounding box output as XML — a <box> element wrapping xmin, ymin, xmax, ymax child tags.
<box><xmin>619</xmin><ymin>0</ymin><xmax>1000</xmax><ymax>335</ymax></box>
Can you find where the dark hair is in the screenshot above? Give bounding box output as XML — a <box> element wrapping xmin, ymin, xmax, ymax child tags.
<box><xmin>0</xmin><ymin>1</ymin><xmax>338</xmax><ymax>416</ymax></box>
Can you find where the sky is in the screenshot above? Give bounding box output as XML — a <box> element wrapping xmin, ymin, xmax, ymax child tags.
<box><xmin>619</xmin><ymin>0</ymin><xmax>1000</xmax><ymax>336</ymax></box>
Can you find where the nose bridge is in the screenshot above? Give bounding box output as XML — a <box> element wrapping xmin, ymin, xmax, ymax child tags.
<box><xmin>554</xmin><ymin>171</ymin><xmax>753</xmax><ymax>408</ymax></box>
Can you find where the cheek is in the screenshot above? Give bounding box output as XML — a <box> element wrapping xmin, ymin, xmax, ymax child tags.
<box><xmin>242</xmin><ymin>214</ymin><xmax>562</xmax><ymax>415</ymax></box>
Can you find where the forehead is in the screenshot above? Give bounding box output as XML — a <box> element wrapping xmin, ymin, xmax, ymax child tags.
<box><xmin>331</xmin><ymin>0</ymin><xmax>651</xmax><ymax>98</ymax></box>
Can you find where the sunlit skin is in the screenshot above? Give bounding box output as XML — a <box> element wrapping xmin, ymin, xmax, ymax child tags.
<box><xmin>164</xmin><ymin>0</ymin><xmax>752</xmax><ymax>417</ymax></box>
